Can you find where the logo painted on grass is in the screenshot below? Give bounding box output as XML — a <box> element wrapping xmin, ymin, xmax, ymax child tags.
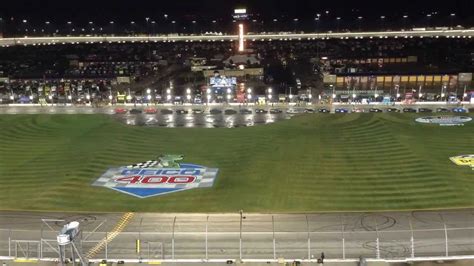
<box><xmin>450</xmin><ymin>155</ymin><xmax>474</xmax><ymax>170</ymax></box>
<box><xmin>92</xmin><ymin>154</ymin><xmax>218</xmax><ymax>198</ymax></box>
<box><xmin>415</xmin><ymin>116</ymin><xmax>472</xmax><ymax>126</ymax></box>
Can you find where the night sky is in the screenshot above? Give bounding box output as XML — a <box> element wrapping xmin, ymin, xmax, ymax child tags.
<box><xmin>2</xmin><ymin>0</ymin><xmax>473</xmax><ymax>24</ymax></box>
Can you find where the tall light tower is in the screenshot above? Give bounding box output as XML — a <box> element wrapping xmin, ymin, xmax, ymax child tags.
<box><xmin>233</xmin><ymin>8</ymin><xmax>248</xmax><ymax>52</ymax></box>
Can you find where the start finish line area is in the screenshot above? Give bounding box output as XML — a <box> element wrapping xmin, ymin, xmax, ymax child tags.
<box><xmin>0</xmin><ymin>210</ymin><xmax>473</xmax><ymax>262</ymax></box>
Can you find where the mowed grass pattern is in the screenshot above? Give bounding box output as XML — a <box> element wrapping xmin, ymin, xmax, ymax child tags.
<box><xmin>0</xmin><ymin>114</ymin><xmax>473</xmax><ymax>212</ymax></box>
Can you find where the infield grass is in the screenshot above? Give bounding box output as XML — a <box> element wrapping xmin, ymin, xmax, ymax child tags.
<box><xmin>0</xmin><ymin>113</ymin><xmax>473</xmax><ymax>212</ymax></box>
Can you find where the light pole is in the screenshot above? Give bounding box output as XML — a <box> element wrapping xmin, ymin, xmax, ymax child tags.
<box><xmin>267</xmin><ymin>87</ymin><xmax>273</xmax><ymax>104</ymax></box>
<box><xmin>402</xmin><ymin>15</ymin><xmax>408</xmax><ymax>30</ymax></box>
<box><xmin>186</xmin><ymin>88</ymin><xmax>192</xmax><ymax>103</ymax></box>
<box><xmin>206</xmin><ymin>88</ymin><xmax>211</xmax><ymax>104</ymax></box>
<box><xmin>357</xmin><ymin>16</ymin><xmax>363</xmax><ymax>31</ymax></box>
<box><xmin>449</xmin><ymin>13</ymin><xmax>456</xmax><ymax>29</ymax></box>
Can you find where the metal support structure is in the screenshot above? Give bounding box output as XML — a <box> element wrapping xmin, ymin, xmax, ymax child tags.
<box><xmin>8</xmin><ymin>229</ymin><xmax>11</xmax><ymax>257</ymax></box>
<box><xmin>239</xmin><ymin>210</ymin><xmax>243</xmax><ymax>260</ymax></box>
<box><xmin>444</xmin><ymin>223</ymin><xmax>449</xmax><ymax>257</ymax></box>
<box><xmin>374</xmin><ymin>216</ymin><xmax>380</xmax><ymax>259</ymax></box>
<box><xmin>138</xmin><ymin>218</ymin><xmax>143</xmax><ymax>259</ymax></box>
<box><xmin>105</xmin><ymin>232</ymin><xmax>108</xmax><ymax>260</ymax></box>
<box><xmin>205</xmin><ymin>216</ymin><xmax>209</xmax><ymax>260</ymax></box>
<box><xmin>306</xmin><ymin>215</ymin><xmax>310</xmax><ymax>260</ymax></box>
<box><xmin>341</xmin><ymin>214</ymin><xmax>345</xmax><ymax>260</ymax></box>
<box><xmin>171</xmin><ymin>216</ymin><xmax>176</xmax><ymax>260</ymax></box>
<box><xmin>409</xmin><ymin>216</ymin><xmax>415</xmax><ymax>258</ymax></box>
<box><xmin>272</xmin><ymin>215</ymin><xmax>276</xmax><ymax>260</ymax></box>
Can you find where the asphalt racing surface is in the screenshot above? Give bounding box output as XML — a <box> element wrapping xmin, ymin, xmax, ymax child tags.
<box><xmin>0</xmin><ymin>209</ymin><xmax>473</xmax><ymax>261</ymax></box>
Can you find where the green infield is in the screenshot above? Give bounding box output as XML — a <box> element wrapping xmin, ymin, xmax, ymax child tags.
<box><xmin>0</xmin><ymin>113</ymin><xmax>473</xmax><ymax>212</ymax></box>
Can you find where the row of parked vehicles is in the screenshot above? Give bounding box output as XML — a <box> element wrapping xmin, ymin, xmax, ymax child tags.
<box><xmin>114</xmin><ymin>107</ymin><xmax>287</xmax><ymax>115</ymax></box>
<box><xmin>115</xmin><ymin>107</ymin><xmax>468</xmax><ymax>115</ymax></box>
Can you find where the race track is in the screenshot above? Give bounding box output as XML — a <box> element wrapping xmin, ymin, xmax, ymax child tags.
<box><xmin>1</xmin><ymin>209</ymin><xmax>473</xmax><ymax>261</ymax></box>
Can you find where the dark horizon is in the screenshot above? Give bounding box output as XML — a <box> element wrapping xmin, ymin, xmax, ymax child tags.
<box><xmin>2</xmin><ymin>0</ymin><xmax>473</xmax><ymax>24</ymax></box>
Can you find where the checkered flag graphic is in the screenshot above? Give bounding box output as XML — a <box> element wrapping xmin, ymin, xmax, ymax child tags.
<box><xmin>126</xmin><ymin>160</ymin><xmax>160</xmax><ymax>169</ymax></box>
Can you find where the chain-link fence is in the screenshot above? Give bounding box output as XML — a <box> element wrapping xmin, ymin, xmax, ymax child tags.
<box><xmin>1</xmin><ymin>212</ymin><xmax>473</xmax><ymax>261</ymax></box>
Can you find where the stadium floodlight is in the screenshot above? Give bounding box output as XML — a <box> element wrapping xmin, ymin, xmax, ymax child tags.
<box><xmin>147</xmin><ymin>95</ymin><xmax>152</xmax><ymax>100</ymax></box>
<box><xmin>48</xmin><ymin>95</ymin><xmax>53</xmax><ymax>100</ymax></box>
<box><xmin>146</xmin><ymin>88</ymin><xmax>151</xmax><ymax>94</ymax></box>
<box><xmin>238</xmin><ymin>24</ymin><xmax>244</xmax><ymax>52</ymax></box>
<box><xmin>396</xmin><ymin>93</ymin><xmax>401</xmax><ymax>98</ymax></box>
<box><xmin>207</xmin><ymin>94</ymin><xmax>211</xmax><ymax>100</ymax></box>
<box><xmin>441</xmin><ymin>93</ymin><xmax>445</xmax><ymax>97</ymax></box>
<box><xmin>227</xmin><ymin>94</ymin><xmax>232</xmax><ymax>100</ymax></box>
<box><xmin>352</xmin><ymin>93</ymin><xmax>357</xmax><ymax>98</ymax></box>
<box><xmin>332</xmin><ymin>94</ymin><xmax>336</xmax><ymax>99</ymax></box>
<box><xmin>289</xmin><ymin>94</ymin><xmax>294</xmax><ymax>99</ymax></box>
<box><xmin>374</xmin><ymin>93</ymin><xmax>379</xmax><ymax>98</ymax></box>
<box><xmin>9</xmin><ymin>95</ymin><xmax>14</xmax><ymax>100</ymax></box>
<box><xmin>108</xmin><ymin>95</ymin><xmax>113</xmax><ymax>100</ymax></box>
<box><xmin>309</xmin><ymin>94</ymin><xmax>313</xmax><ymax>99</ymax></box>
<box><xmin>186</xmin><ymin>88</ymin><xmax>191</xmax><ymax>94</ymax></box>
<box><xmin>268</xmin><ymin>88</ymin><xmax>272</xmax><ymax>93</ymax></box>
<box><xmin>86</xmin><ymin>94</ymin><xmax>91</xmax><ymax>100</ymax></box>
<box><xmin>186</xmin><ymin>95</ymin><xmax>191</xmax><ymax>100</ymax></box>
<box><xmin>166</xmin><ymin>95</ymin><xmax>171</xmax><ymax>100</ymax></box>
<box><xmin>227</xmin><ymin>88</ymin><xmax>231</xmax><ymax>94</ymax></box>
<box><xmin>234</xmin><ymin>8</ymin><xmax>246</xmax><ymax>14</ymax></box>
<box><xmin>29</xmin><ymin>95</ymin><xmax>34</xmax><ymax>100</ymax></box>
<box><xmin>67</xmin><ymin>95</ymin><xmax>72</xmax><ymax>100</ymax></box>
<box><xmin>247</xmin><ymin>94</ymin><xmax>252</xmax><ymax>100</ymax></box>
<box><xmin>463</xmin><ymin>93</ymin><xmax>468</xmax><ymax>98</ymax></box>
<box><xmin>166</xmin><ymin>88</ymin><xmax>171</xmax><ymax>94</ymax></box>
<box><xmin>247</xmin><ymin>88</ymin><xmax>252</xmax><ymax>93</ymax></box>
<box><xmin>418</xmin><ymin>93</ymin><xmax>423</xmax><ymax>98</ymax></box>
<box><xmin>206</xmin><ymin>88</ymin><xmax>211</xmax><ymax>94</ymax></box>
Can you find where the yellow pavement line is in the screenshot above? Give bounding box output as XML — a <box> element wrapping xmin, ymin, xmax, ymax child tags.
<box><xmin>148</xmin><ymin>261</ymin><xmax>162</xmax><ymax>265</ymax></box>
<box><xmin>13</xmin><ymin>258</ymin><xmax>38</xmax><ymax>263</ymax></box>
<box><xmin>85</xmin><ymin>212</ymin><xmax>135</xmax><ymax>259</ymax></box>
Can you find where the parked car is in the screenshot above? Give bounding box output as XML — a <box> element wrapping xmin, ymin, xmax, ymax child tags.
<box><xmin>403</xmin><ymin>108</ymin><xmax>417</xmax><ymax>113</ymax></box>
<box><xmin>114</xmin><ymin>108</ymin><xmax>128</xmax><ymax>114</ymax></box>
<box><xmin>161</xmin><ymin>109</ymin><xmax>173</xmax><ymax>115</ymax></box>
<box><xmin>352</xmin><ymin>108</ymin><xmax>364</xmax><ymax>113</ymax></box>
<box><xmin>192</xmin><ymin>109</ymin><xmax>204</xmax><ymax>114</ymax></box>
<box><xmin>436</xmin><ymin>108</ymin><xmax>450</xmax><ymax>113</ymax></box>
<box><xmin>418</xmin><ymin>108</ymin><xmax>432</xmax><ymax>113</ymax></box>
<box><xmin>269</xmin><ymin>109</ymin><xmax>283</xmax><ymax>114</ymax></box>
<box><xmin>144</xmin><ymin>107</ymin><xmax>157</xmax><ymax>114</ymax></box>
<box><xmin>286</xmin><ymin>109</ymin><xmax>301</xmax><ymax>114</ymax></box>
<box><xmin>176</xmin><ymin>109</ymin><xmax>188</xmax><ymax>114</ymax></box>
<box><xmin>335</xmin><ymin>108</ymin><xmax>349</xmax><ymax>113</ymax></box>
<box><xmin>386</xmin><ymin>108</ymin><xmax>400</xmax><ymax>112</ymax></box>
<box><xmin>304</xmin><ymin>108</ymin><xmax>315</xmax><ymax>113</ymax></box>
<box><xmin>129</xmin><ymin>109</ymin><xmax>142</xmax><ymax>114</ymax></box>
<box><xmin>318</xmin><ymin>108</ymin><xmax>330</xmax><ymax>113</ymax></box>
<box><xmin>452</xmin><ymin>107</ymin><xmax>467</xmax><ymax>113</ymax></box>
<box><xmin>369</xmin><ymin>108</ymin><xmax>383</xmax><ymax>113</ymax></box>
<box><xmin>240</xmin><ymin>109</ymin><xmax>252</xmax><ymax>114</ymax></box>
<box><xmin>224</xmin><ymin>109</ymin><xmax>238</xmax><ymax>115</ymax></box>
<box><xmin>210</xmin><ymin>109</ymin><xmax>222</xmax><ymax>114</ymax></box>
<box><xmin>255</xmin><ymin>109</ymin><xmax>267</xmax><ymax>114</ymax></box>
